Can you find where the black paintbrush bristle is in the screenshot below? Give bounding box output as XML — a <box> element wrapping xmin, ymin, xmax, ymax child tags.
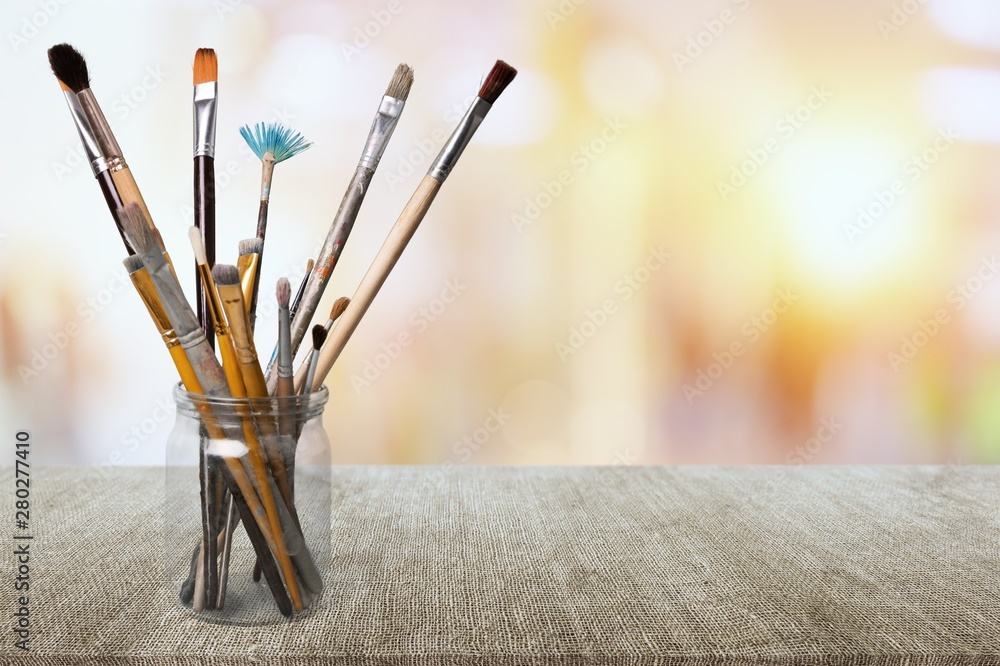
<box><xmin>478</xmin><ymin>60</ymin><xmax>517</xmax><ymax>104</ymax></box>
<box><xmin>312</xmin><ymin>324</ymin><xmax>328</xmax><ymax>351</ymax></box>
<box><xmin>238</xmin><ymin>238</ymin><xmax>263</xmax><ymax>256</ymax></box>
<box><xmin>47</xmin><ymin>43</ymin><xmax>90</xmax><ymax>92</ymax></box>
<box><xmin>123</xmin><ymin>254</ymin><xmax>145</xmax><ymax>274</ymax></box>
<box><xmin>212</xmin><ymin>264</ymin><xmax>240</xmax><ymax>287</ymax></box>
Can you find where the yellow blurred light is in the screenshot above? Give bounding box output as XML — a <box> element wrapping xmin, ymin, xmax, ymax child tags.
<box><xmin>770</xmin><ymin>129</ymin><xmax>932</xmax><ymax>298</ymax></box>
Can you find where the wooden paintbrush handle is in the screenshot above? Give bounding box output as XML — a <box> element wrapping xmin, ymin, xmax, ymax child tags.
<box><xmin>194</xmin><ymin>156</ymin><xmax>216</xmax><ymax>350</ymax></box>
<box><xmin>110</xmin><ymin>168</ymin><xmax>154</xmax><ymax>228</ymax></box>
<box><xmin>298</xmin><ymin>175</ymin><xmax>442</xmax><ymax>393</ymax></box>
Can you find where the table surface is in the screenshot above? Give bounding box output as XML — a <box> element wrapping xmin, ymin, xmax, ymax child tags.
<box><xmin>0</xmin><ymin>465</ymin><xmax>997</xmax><ymax>665</ymax></box>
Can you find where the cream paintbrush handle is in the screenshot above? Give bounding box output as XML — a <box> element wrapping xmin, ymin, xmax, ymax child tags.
<box><xmin>297</xmin><ymin>175</ymin><xmax>442</xmax><ymax>393</ymax></box>
<box><xmin>110</xmin><ymin>168</ymin><xmax>154</xmax><ymax>226</ymax></box>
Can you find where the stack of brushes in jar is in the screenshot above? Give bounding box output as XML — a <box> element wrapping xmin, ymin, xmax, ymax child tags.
<box><xmin>47</xmin><ymin>43</ymin><xmax>516</xmax><ymax>616</ymax></box>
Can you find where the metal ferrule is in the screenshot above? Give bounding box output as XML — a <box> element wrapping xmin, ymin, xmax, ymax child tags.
<box><xmin>63</xmin><ymin>91</ymin><xmax>108</xmax><ymax>176</ymax></box>
<box><xmin>358</xmin><ymin>95</ymin><xmax>405</xmax><ymax>171</ymax></box>
<box><xmin>277</xmin><ymin>308</ymin><xmax>293</xmax><ymax>378</ymax></box>
<box><xmin>193</xmin><ymin>82</ymin><xmax>218</xmax><ymax>158</ymax></box>
<box><xmin>428</xmin><ymin>97</ymin><xmax>492</xmax><ymax>181</ymax></box>
<box><xmin>77</xmin><ymin>89</ymin><xmax>125</xmax><ymax>171</ymax></box>
<box><xmin>178</xmin><ymin>327</ymin><xmax>208</xmax><ymax>352</ymax></box>
<box><xmin>127</xmin><ymin>266</ymin><xmax>180</xmax><ymax>347</ymax></box>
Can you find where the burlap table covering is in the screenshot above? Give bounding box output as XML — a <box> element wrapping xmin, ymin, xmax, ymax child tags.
<box><xmin>0</xmin><ymin>465</ymin><xmax>997</xmax><ymax>665</ymax></box>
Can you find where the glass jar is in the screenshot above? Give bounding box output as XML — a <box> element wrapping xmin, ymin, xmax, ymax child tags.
<box><xmin>165</xmin><ymin>384</ymin><xmax>331</xmax><ymax>625</ymax></box>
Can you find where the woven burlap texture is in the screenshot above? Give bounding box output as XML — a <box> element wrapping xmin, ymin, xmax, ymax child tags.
<box><xmin>0</xmin><ymin>465</ymin><xmax>997</xmax><ymax>665</ymax></box>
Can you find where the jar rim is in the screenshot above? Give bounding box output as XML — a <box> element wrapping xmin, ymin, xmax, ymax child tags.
<box><xmin>171</xmin><ymin>383</ymin><xmax>329</xmax><ymax>418</ymax></box>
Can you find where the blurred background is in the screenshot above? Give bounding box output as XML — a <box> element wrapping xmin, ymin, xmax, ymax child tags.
<box><xmin>1</xmin><ymin>0</ymin><xmax>999</xmax><ymax>468</ymax></box>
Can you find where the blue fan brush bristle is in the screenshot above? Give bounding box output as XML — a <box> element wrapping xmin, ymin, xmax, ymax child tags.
<box><xmin>239</xmin><ymin>122</ymin><xmax>312</xmax><ymax>163</ymax></box>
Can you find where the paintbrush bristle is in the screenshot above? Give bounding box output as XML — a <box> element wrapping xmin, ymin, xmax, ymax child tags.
<box><xmin>239</xmin><ymin>123</ymin><xmax>312</xmax><ymax>163</ymax></box>
<box><xmin>330</xmin><ymin>297</ymin><xmax>350</xmax><ymax>321</ymax></box>
<box><xmin>189</xmin><ymin>227</ymin><xmax>208</xmax><ymax>266</ymax></box>
<box><xmin>238</xmin><ymin>238</ymin><xmax>263</xmax><ymax>256</ymax></box>
<box><xmin>47</xmin><ymin>43</ymin><xmax>90</xmax><ymax>93</ymax></box>
<box><xmin>276</xmin><ymin>278</ymin><xmax>291</xmax><ymax>309</ymax></box>
<box><xmin>193</xmin><ymin>48</ymin><xmax>217</xmax><ymax>85</ymax></box>
<box><xmin>312</xmin><ymin>324</ymin><xmax>328</xmax><ymax>351</ymax></box>
<box><xmin>385</xmin><ymin>64</ymin><xmax>414</xmax><ymax>101</ymax></box>
<box><xmin>123</xmin><ymin>254</ymin><xmax>145</xmax><ymax>274</ymax></box>
<box><xmin>212</xmin><ymin>264</ymin><xmax>240</xmax><ymax>287</ymax></box>
<box><xmin>478</xmin><ymin>60</ymin><xmax>517</xmax><ymax>104</ymax></box>
<box><xmin>118</xmin><ymin>204</ymin><xmax>156</xmax><ymax>255</ymax></box>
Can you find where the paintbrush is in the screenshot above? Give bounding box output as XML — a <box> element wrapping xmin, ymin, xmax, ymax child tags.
<box><xmin>302</xmin><ymin>325</ymin><xmax>328</xmax><ymax>396</ymax></box>
<box><xmin>297</xmin><ymin>297</ymin><xmax>349</xmax><ymax>394</ymax></box>
<box><xmin>193</xmin><ymin>48</ymin><xmax>218</xmax><ymax>350</ymax></box>
<box><xmin>239</xmin><ymin>123</ymin><xmax>312</xmax><ymax>332</ymax></box>
<box><xmin>298</xmin><ymin>61</ymin><xmax>517</xmax><ymax>392</ymax></box>
<box><xmin>271</xmin><ymin>64</ymin><xmax>413</xmax><ymax>393</ymax></box>
<box><xmin>122</xmin><ymin>205</ymin><xmax>293</xmax><ymax>615</ymax></box>
<box><xmin>237</xmin><ymin>239</ymin><xmax>263</xmax><ymax>320</ymax></box>
<box><xmin>276</xmin><ymin>278</ymin><xmax>294</xmax><ymax>398</ymax></box>
<box><xmin>289</xmin><ymin>258</ymin><xmax>314</xmax><ymax>322</ymax></box>
<box><xmin>47</xmin><ymin>45</ymin><xmax>130</xmax><ymax>253</ymax></box>
<box><xmin>212</xmin><ymin>264</ymin><xmax>305</xmax><ymax>613</ymax></box>
<box><xmin>125</xmin><ymin>249</ymin><xmax>214</xmax><ymax>608</ymax></box>
<box><xmin>264</xmin><ymin>259</ymin><xmax>314</xmax><ymax>387</ymax></box>
<box><xmin>48</xmin><ymin>45</ymin><xmax>156</xmax><ymax>228</ymax></box>
<box><xmin>122</xmin><ymin>254</ymin><xmax>203</xmax><ymax>392</ymax></box>
<box><xmin>194</xmin><ymin>231</ymin><xmax>294</xmax><ymax>608</ymax></box>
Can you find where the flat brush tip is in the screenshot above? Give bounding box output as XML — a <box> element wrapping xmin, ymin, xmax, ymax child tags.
<box><xmin>47</xmin><ymin>43</ymin><xmax>89</xmax><ymax>93</ymax></box>
<box><xmin>193</xmin><ymin>48</ymin><xmax>218</xmax><ymax>85</ymax></box>
<box><xmin>385</xmin><ymin>63</ymin><xmax>414</xmax><ymax>101</ymax></box>
<box><xmin>212</xmin><ymin>264</ymin><xmax>240</xmax><ymax>287</ymax></box>
<box><xmin>478</xmin><ymin>60</ymin><xmax>517</xmax><ymax>104</ymax></box>
<box><xmin>188</xmin><ymin>227</ymin><xmax>208</xmax><ymax>265</ymax></box>
<box><xmin>117</xmin><ymin>203</ymin><xmax>154</xmax><ymax>255</ymax></box>
<box><xmin>276</xmin><ymin>278</ymin><xmax>291</xmax><ymax>308</ymax></box>
<box><xmin>238</xmin><ymin>238</ymin><xmax>263</xmax><ymax>256</ymax></box>
<box><xmin>312</xmin><ymin>324</ymin><xmax>328</xmax><ymax>351</ymax></box>
<box><xmin>123</xmin><ymin>254</ymin><xmax>145</xmax><ymax>274</ymax></box>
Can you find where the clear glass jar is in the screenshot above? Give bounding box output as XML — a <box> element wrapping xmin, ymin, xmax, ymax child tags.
<box><xmin>165</xmin><ymin>384</ymin><xmax>331</xmax><ymax>625</ymax></box>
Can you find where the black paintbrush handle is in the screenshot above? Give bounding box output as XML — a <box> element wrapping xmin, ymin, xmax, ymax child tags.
<box><xmin>219</xmin><ymin>462</ymin><xmax>293</xmax><ymax>617</ymax></box>
<box><xmin>194</xmin><ymin>155</ymin><xmax>216</xmax><ymax>349</ymax></box>
<box><xmin>96</xmin><ymin>170</ymin><xmax>132</xmax><ymax>254</ymax></box>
